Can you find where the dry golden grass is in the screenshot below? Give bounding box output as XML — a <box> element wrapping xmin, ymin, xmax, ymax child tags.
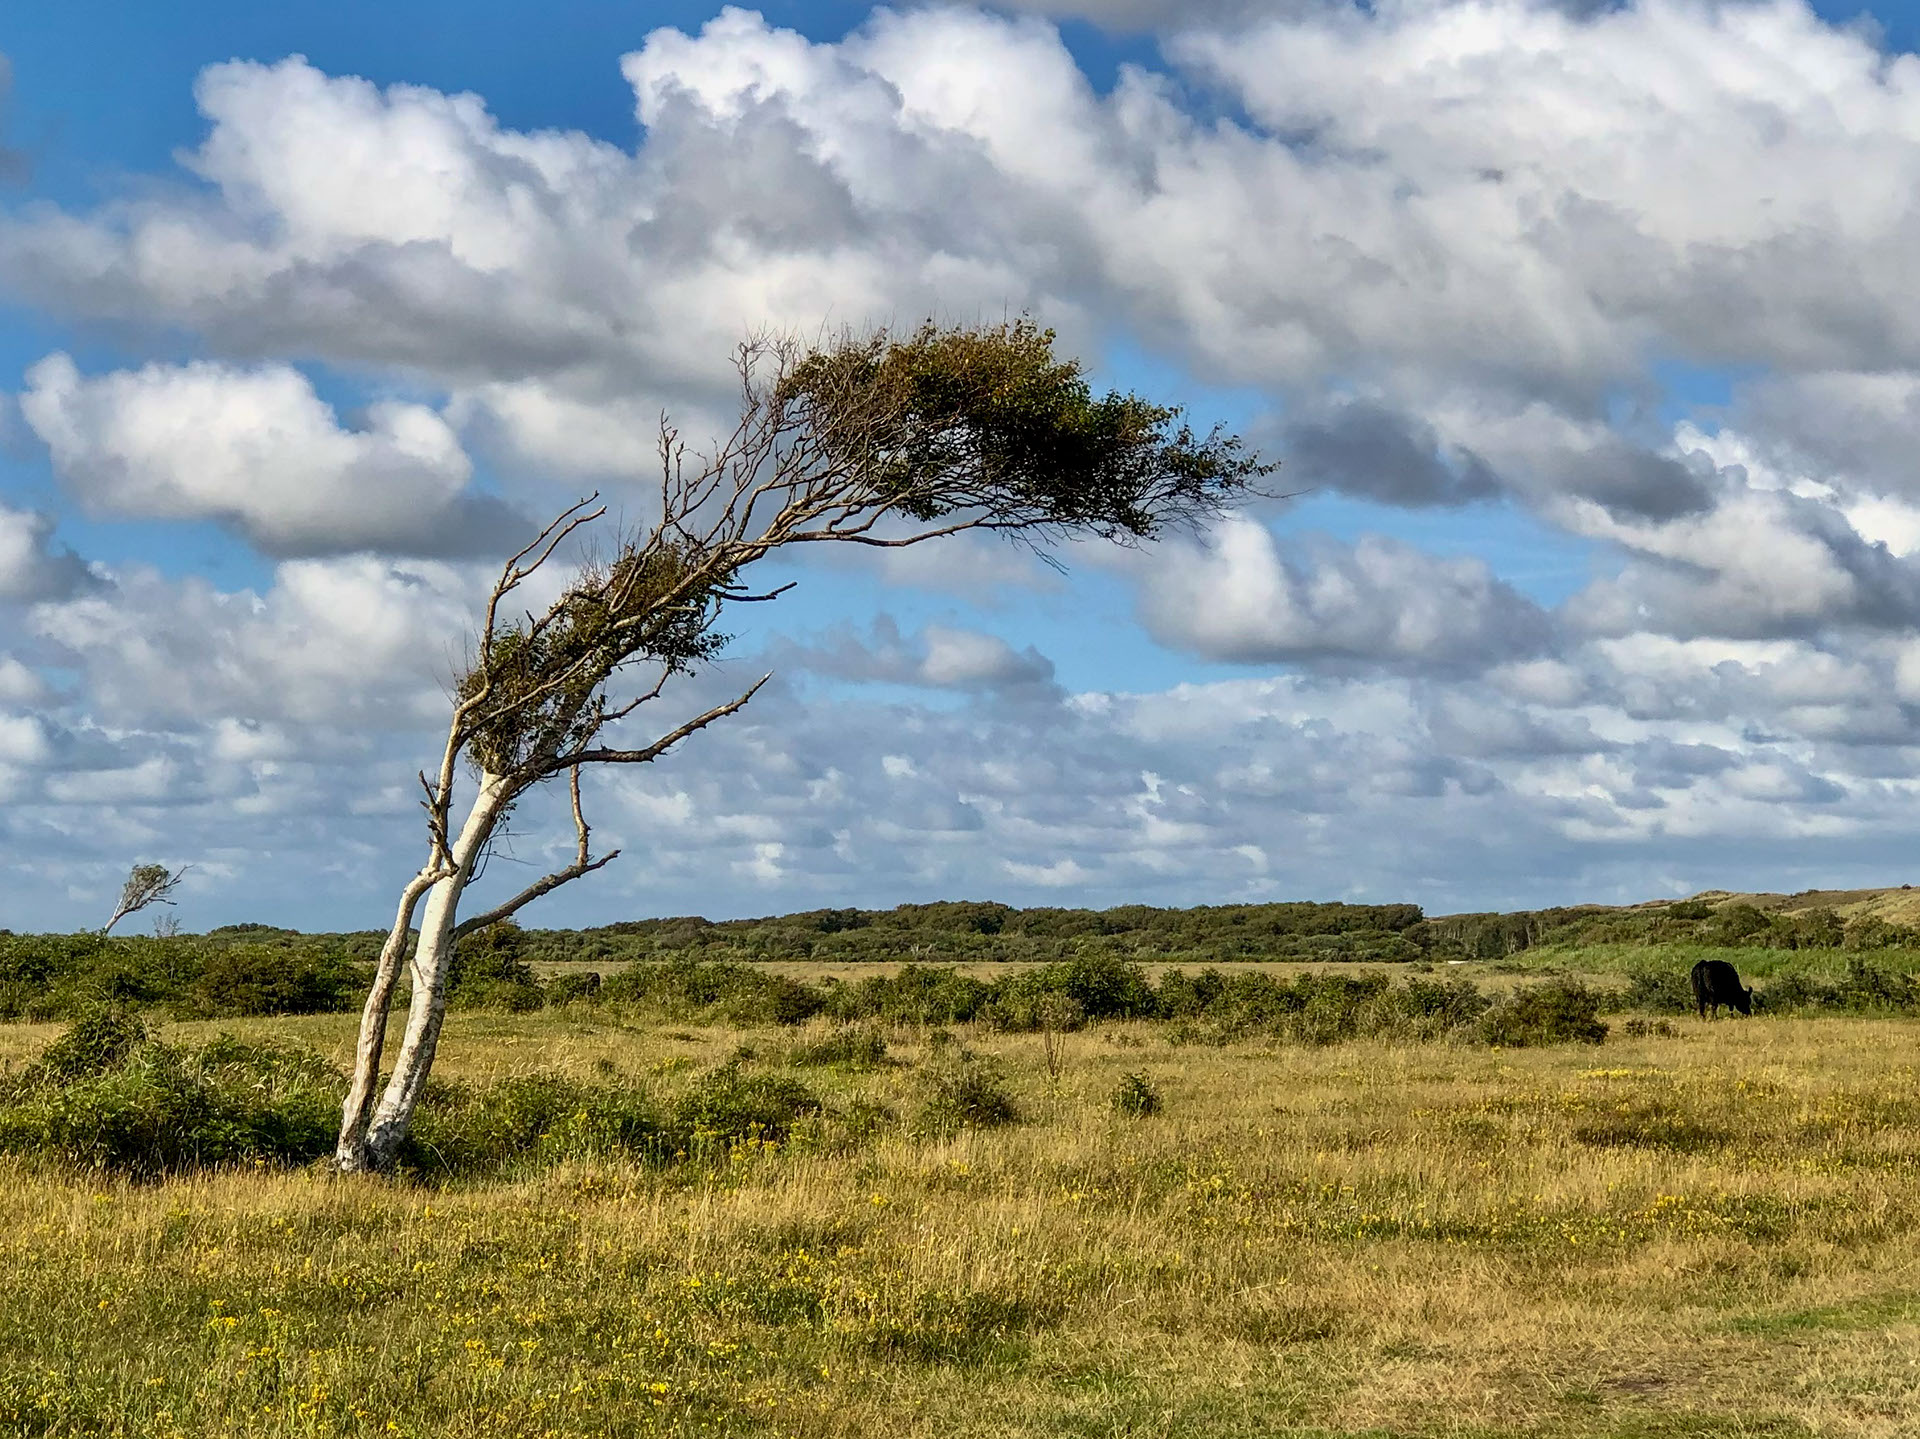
<box><xmin>3</xmin><ymin>1012</ymin><xmax>1919</xmax><ymax>1437</ymax></box>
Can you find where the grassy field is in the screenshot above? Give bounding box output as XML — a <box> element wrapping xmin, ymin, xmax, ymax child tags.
<box><xmin>4</xmin><ymin>997</ymin><xmax>1920</xmax><ymax>1438</ymax></box>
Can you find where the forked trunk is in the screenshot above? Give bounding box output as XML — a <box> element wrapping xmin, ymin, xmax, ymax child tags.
<box><xmin>335</xmin><ymin>773</ymin><xmax>513</xmax><ymax>1173</ymax></box>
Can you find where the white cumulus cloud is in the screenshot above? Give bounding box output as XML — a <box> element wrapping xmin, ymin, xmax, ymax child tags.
<box><xmin>20</xmin><ymin>355</ymin><xmax>520</xmax><ymax>556</ymax></box>
<box><xmin>1138</xmin><ymin>518</ymin><xmax>1552</xmax><ymax>669</ymax></box>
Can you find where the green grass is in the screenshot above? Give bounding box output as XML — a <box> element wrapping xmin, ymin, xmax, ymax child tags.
<box><xmin>1507</xmin><ymin>942</ymin><xmax>1920</xmax><ymax>981</ymax></box>
<box><xmin>3</xmin><ymin>996</ymin><xmax>1920</xmax><ymax>1435</ymax></box>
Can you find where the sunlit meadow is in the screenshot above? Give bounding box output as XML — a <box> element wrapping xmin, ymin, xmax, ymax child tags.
<box><xmin>3</xmin><ymin>993</ymin><xmax>1919</xmax><ymax>1438</ymax></box>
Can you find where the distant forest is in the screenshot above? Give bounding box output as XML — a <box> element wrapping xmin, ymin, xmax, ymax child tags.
<box><xmin>4</xmin><ymin>893</ymin><xmax>1918</xmax><ymax>1023</ymax></box>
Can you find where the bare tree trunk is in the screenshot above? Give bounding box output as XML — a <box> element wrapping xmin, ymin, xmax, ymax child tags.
<box><xmin>335</xmin><ymin>868</ymin><xmax>444</xmax><ymax>1168</ymax></box>
<box><xmin>339</xmin><ymin>773</ymin><xmax>512</xmax><ymax>1173</ymax></box>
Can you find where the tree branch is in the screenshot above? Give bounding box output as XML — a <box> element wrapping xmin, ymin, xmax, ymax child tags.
<box><xmin>450</xmin><ymin>770</ymin><xmax>618</xmax><ymax>937</ymax></box>
<box><xmin>555</xmin><ymin>675</ymin><xmax>771</xmax><ymax>769</ymax></box>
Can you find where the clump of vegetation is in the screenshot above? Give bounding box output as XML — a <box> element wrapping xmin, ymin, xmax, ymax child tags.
<box><xmin>783</xmin><ymin>1023</ymin><xmax>890</xmax><ymax>1069</ymax></box>
<box><xmin>25</xmin><ymin>1006</ymin><xmax>151</xmax><ymax>1081</ymax></box>
<box><xmin>0</xmin><ymin>1012</ymin><xmax>848</xmax><ymax>1178</ymax></box>
<box><xmin>446</xmin><ymin>921</ymin><xmax>547</xmax><ymax>1012</ymax></box>
<box><xmin>1161</xmin><ymin>970</ymin><xmax>1491</xmax><ymax>1046</ymax></box>
<box><xmin>822</xmin><ymin>965</ymin><xmax>992</xmax><ymax>1025</ymax></box>
<box><xmin>184</xmin><ymin>944</ymin><xmax>369</xmax><ymax>1017</ymax></box>
<box><xmin>0</xmin><ymin>1009</ymin><xmax>342</xmax><ymax>1176</ymax></box>
<box><xmin>599</xmin><ymin>958</ymin><xmax>825</xmax><ymax>1026</ymax></box>
<box><xmin>1760</xmin><ymin>958</ymin><xmax>1920</xmax><ymax>1013</ymax></box>
<box><xmin>672</xmin><ymin>1064</ymin><xmax>823</xmax><ymax>1150</ymax></box>
<box><xmin>544</xmin><ymin>970</ymin><xmax>602</xmax><ymax>1004</ymax></box>
<box><xmin>0</xmin><ymin>930</ymin><xmax>375</xmax><ymax>1021</ymax></box>
<box><xmin>403</xmin><ymin>1072</ymin><xmax>667</xmax><ymax>1175</ymax></box>
<box><xmin>407</xmin><ymin>1064</ymin><xmax>831</xmax><ymax>1174</ymax></box>
<box><xmin>1623</xmin><ymin>965</ymin><xmax>1696</xmax><ymax>1015</ymax></box>
<box><xmin>980</xmin><ymin>954</ymin><xmax>1157</xmax><ymax>1029</ymax></box>
<box><xmin>915</xmin><ymin>1051</ymin><xmax>1020</xmax><ymax>1133</ymax></box>
<box><xmin>1109</xmin><ymin>1071</ymin><xmax>1163</xmax><ymax>1117</ymax></box>
<box><xmin>1477</xmin><ymin>981</ymin><xmax>1608</xmax><ymax>1047</ymax></box>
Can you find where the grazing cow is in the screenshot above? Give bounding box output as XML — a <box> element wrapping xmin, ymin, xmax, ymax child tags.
<box><xmin>1690</xmin><ymin>958</ymin><xmax>1753</xmax><ymax>1019</ymax></box>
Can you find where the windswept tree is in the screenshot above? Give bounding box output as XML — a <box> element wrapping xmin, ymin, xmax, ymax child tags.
<box><xmin>335</xmin><ymin>321</ymin><xmax>1269</xmax><ymax>1172</ymax></box>
<box><xmin>103</xmin><ymin>863</ymin><xmax>188</xmax><ymax>935</ymax></box>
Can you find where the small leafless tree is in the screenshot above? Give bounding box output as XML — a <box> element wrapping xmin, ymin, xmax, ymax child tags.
<box><xmin>335</xmin><ymin>320</ymin><xmax>1268</xmax><ymax>1172</ymax></box>
<box><xmin>102</xmin><ymin>863</ymin><xmax>187</xmax><ymax>935</ymax></box>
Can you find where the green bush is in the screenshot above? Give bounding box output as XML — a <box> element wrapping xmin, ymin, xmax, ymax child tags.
<box><xmin>982</xmin><ymin>954</ymin><xmax>1156</xmax><ymax>1030</ymax></box>
<box><xmin>448</xmin><ymin>922</ymin><xmax>548</xmax><ymax>1012</ymax></box>
<box><xmin>185</xmin><ymin>945</ymin><xmax>369</xmax><ymax>1017</ymax></box>
<box><xmin>0</xmin><ymin>1014</ymin><xmax>343</xmax><ymax>1177</ymax></box>
<box><xmin>1109</xmin><ymin>1071</ymin><xmax>1162</xmax><ymax>1117</ymax></box>
<box><xmin>785</xmin><ymin>1023</ymin><xmax>890</xmax><ymax>1069</ymax></box>
<box><xmin>1753</xmin><ymin>960</ymin><xmax>1917</xmax><ymax>1014</ymax></box>
<box><xmin>1831</xmin><ymin>957</ymin><xmax>1919</xmax><ymax>1010</ymax></box>
<box><xmin>1154</xmin><ymin>967</ymin><xmax>1227</xmax><ymax>1018</ymax></box>
<box><xmin>1756</xmin><ymin>971</ymin><xmax>1827</xmax><ymax>1010</ymax></box>
<box><xmin>1623</xmin><ymin>966</ymin><xmax>1695</xmax><ymax>1014</ymax></box>
<box><xmin>1376</xmin><ymin>977</ymin><xmax>1493</xmax><ymax>1038</ymax></box>
<box><xmin>673</xmin><ymin>1065</ymin><xmax>823</xmax><ymax>1151</ymax></box>
<box><xmin>1842</xmin><ymin>916</ymin><xmax>1918</xmax><ymax>951</ymax></box>
<box><xmin>914</xmin><ymin>1051</ymin><xmax>1020</xmax><ymax>1133</ymax></box>
<box><xmin>403</xmin><ymin>1072</ymin><xmax>667</xmax><ymax>1174</ymax></box>
<box><xmin>1477</xmin><ymin>981</ymin><xmax>1608</xmax><ymax>1047</ymax></box>
<box><xmin>545</xmin><ymin>970</ymin><xmax>602</xmax><ymax>1005</ymax></box>
<box><xmin>600</xmin><ymin>958</ymin><xmax>825</xmax><ymax>1025</ymax></box>
<box><xmin>821</xmin><ymin>966</ymin><xmax>992</xmax><ymax>1026</ymax></box>
<box><xmin>24</xmin><ymin>1006</ymin><xmax>152</xmax><ymax>1082</ymax></box>
<box><xmin>1706</xmin><ymin>904</ymin><xmax>1774</xmax><ymax>948</ymax></box>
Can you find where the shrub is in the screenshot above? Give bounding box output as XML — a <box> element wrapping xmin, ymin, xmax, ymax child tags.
<box><xmin>1843</xmin><ymin>916</ymin><xmax>1918</xmax><ymax>951</ymax></box>
<box><xmin>1109</xmin><ymin>1071</ymin><xmax>1162</xmax><ymax>1117</ymax></box>
<box><xmin>448</xmin><ymin>923</ymin><xmax>547</xmax><ymax>1012</ymax></box>
<box><xmin>1477</xmin><ymin>981</ymin><xmax>1608</xmax><ymax>1047</ymax></box>
<box><xmin>1623</xmin><ymin>966</ymin><xmax>1695</xmax><ymax>1014</ymax></box>
<box><xmin>1755</xmin><ymin>960</ymin><xmax>1918</xmax><ymax>1014</ymax></box>
<box><xmin>24</xmin><ymin>1006</ymin><xmax>151</xmax><ymax>1083</ymax></box>
<box><xmin>785</xmin><ymin>1023</ymin><xmax>889</xmax><ymax>1069</ymax></box>
<box><xmin>1154</xmin><ymin>967</ymin><xmax>1226</xmax><ymax>1018</ymax></box>
<box><xmin>0</xmin><ymin>1016</ymin><xmax>343</xmax><ymax>1177</ymax></box>
<box><xmin>186</xmin><ymin>945</ymin><xmax>368</xmax><ymax>1017</ymax></box>
<box><xmin>1376</xmin><ymin>977</ymin><xmax>1492</xmax><ymax>1038</ymax></box>
<box><xmin>1286</xmin><ymin>973</ymin><xmax>1393</xmax><ymax>1046</ymax></box>
<box><xmin>982</xmin><ymin>954</ymin><xmax>1156</xmax><ymax>1030</ymax></box>
<box><xmin>601</xmin><ymin>959</ymin><xmax>825</xmax><ymax>1025</ymax></box>
<box><xmin>1831</xmin><ymin>957</ymin><xmax>1918</xmax><ymax>1011</ymax></box>
<box><xmin>673</xmin><ymin>1065</ymin><xmax>823</xmax><ymax>1149</ymax></box>
<box><xmin>451</xmin><ymin>975</ymin><xmax>548</xmax><ymax>1012</ymax></box>
<box><xmin>404</xmin><ymin>1072</ymin><xmax>667</xmax><ymax>1174</ymax></box>
<box><xmin>1706</xmin><ymin>904</ymin><xmax>1774</xmax><ymax>947</ymax></box>
<box><xmin>822</xmin><ymin>966</ymin><xmax>992</xmax><ymax>1026</ymax></box>
<box><xmin>545</xmin><ymin>970</ymin><xmax>602</xmax><ymax>1005</ymax></box>
<box><xmin>914</xmin><ymin>1051</ymin><xmax>1019</xmax><ymax>1133</ymax></box>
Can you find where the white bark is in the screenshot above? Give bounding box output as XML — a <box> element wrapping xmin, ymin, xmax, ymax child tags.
<box><xmin>340</xmin><ymin>772</ymin><xmax>513</xmax><ymax>1173</ymax></box>
<box><xmin>335</xmin><ymin>866</ymin><xmax>446</xmax><ymax>1168</ymax></box>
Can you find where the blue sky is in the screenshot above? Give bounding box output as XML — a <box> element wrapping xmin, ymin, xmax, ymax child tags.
<box><xmin>6</xmin><ymin>0</ymin><xmax>1920</xmax><ymax>932</ymax></box>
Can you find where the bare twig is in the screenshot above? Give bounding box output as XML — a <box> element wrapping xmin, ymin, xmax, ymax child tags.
<box><xmin>451</xmin><ymin>772</ymin><xmax>617</xmax><ymax>938</ymax></box>
<box><xmin>555</xmin><ymin>675</ymin><xmax>771</xmax><ymax>770</ymax></box>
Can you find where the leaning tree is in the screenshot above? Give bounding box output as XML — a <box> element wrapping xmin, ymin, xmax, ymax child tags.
<box><xmin>335</xmin><ymin>321</ymin><xmax>1269</xmax><ymax>1172</ymax></box>
<box><xmin>102</xmin><ymin>862</ymin><xmax>188</xmax><ymax>935</ymax></box>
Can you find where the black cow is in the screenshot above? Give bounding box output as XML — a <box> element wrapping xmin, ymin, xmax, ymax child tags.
<box><xmin>1690</xmin><ymin>958</ymin><xmax>1753</xmax><ymax>1019</ymax></box>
